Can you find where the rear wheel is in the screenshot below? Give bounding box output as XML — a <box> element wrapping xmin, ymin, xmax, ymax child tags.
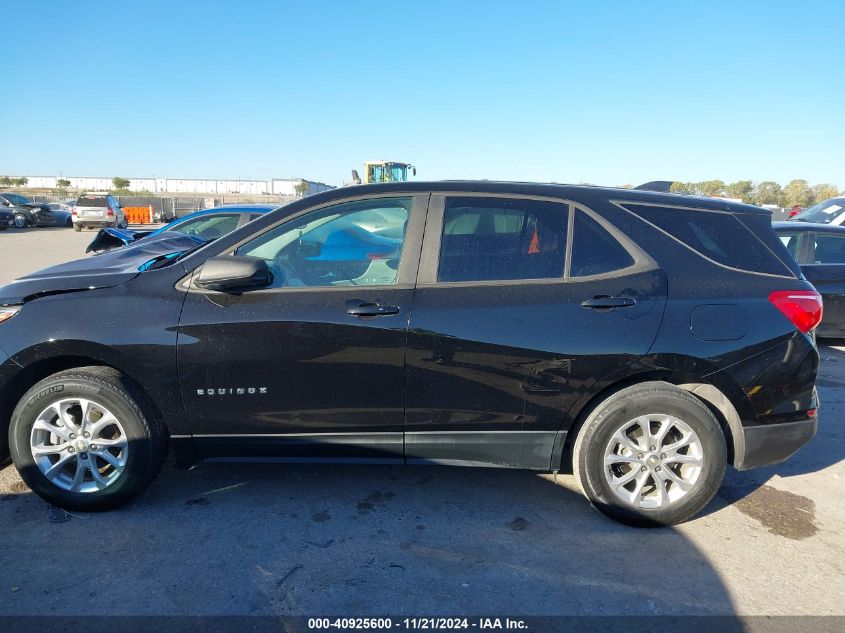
<box><xmin>573</xmin><ymin>381</ymin><xmax>726</xmax><ymax>526</ymax></box>
<box><xmin>8</xmin><ymin>367</ymin><xmax>168</xmax><ymax>511</ymax></box>
<box><xmin>73</xmin><ymin>224</ymin><xmax>82</xmax><ymax>232</ymax></box>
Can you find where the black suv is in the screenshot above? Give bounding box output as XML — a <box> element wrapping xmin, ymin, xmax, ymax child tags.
<box><xmin>0</xmin><ymin>182</ymin><xmax>820</xmax><ymax>525</ymax></box>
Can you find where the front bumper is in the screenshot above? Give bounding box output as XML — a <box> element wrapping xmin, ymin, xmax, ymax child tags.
<box><xmin>735</xmin><ymin>416</ymin><xmax>817</xmax><ymax>470</ymax></box>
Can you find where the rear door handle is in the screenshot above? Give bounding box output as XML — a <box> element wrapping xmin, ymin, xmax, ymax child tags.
<box><xmin>347</xmin><ymin>303</ymin><xmax>400</xmax><ymax>317</ymax></box>
<box><xmin>580</xmin><ymin>296</ymin><xmax>636</xmax><ymax>310</ymax></box>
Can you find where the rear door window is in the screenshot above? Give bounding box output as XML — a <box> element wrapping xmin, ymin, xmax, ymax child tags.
<box><xmin>570</xmin><ymin>210</ymin><xmax>634</xmax><ymax>277</ymax></box>
<box><xmin>622</xmin><ymin>203</ymin><xmax>792</xmax><ymax>275</ymax></box>
<box><xmin>438</xmin><ymin>197</ymin><xmax>568</xmax><ymax>282</ymax></box>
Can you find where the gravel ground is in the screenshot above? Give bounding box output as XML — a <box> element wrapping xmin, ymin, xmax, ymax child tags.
<box><xmin>0</xmin><ymin>227</ymin><xmax>843</xmax><ymax>617</ymax></box>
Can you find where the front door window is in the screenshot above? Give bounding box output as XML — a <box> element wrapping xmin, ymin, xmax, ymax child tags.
<box><xmin>235</xmin><ymin>197</ymin><xmax>412</xmax><ymax>287</ymax></box>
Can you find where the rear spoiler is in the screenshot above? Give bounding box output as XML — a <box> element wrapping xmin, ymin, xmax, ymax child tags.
<box><xmin>633</xmin><ymin>181</ymin><xmax>675</xmax><ymax>193</ymax></box>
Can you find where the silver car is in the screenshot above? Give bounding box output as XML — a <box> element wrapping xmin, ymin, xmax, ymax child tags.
<box><xmin>72</xmin><ymin>193</ymin><xmax>128</xmax><ymax>231</ymax></box>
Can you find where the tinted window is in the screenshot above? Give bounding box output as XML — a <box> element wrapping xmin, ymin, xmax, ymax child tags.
<box><xmin>236</xmin><ymin>197</ymin><xmax>410</xmax><ymax>287</ymax></box>
<box><xmin>570</xmin><ymin>211</ymin><xmax>634</xmax><ymax>276</ymax></box>
<box><xmin>438</xmin><ymin>197</ymin><xmax>568</xmax><ymax>282</ymax></box>
<box><xmin>813</xmin><ymin>234</ymin><xmax>845</xmax><ymax>264</ymax></box>
<box><xmin>76</xmin><ymin>195</ymin><xmax>109</xmax><ymax>207</ymax></box>
<box><xmin>624</xmin><ymin>204</ymin><xmax>791</xmax><ymax>275</ymax></box>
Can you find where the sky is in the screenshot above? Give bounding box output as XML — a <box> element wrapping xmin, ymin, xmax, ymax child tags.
<box><xmin>2</xmin><ymin>0</ymin><xmax>843</xmax><ymax>189</ymax></box>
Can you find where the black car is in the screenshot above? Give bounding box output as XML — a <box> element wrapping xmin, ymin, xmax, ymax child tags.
<box><xmin>775</xmin><ymin>221</ymin><xmax>845</xmax><ymax>337</ymax></box>
<box><xmin>0</xmin><ymin>206</ymin><xmax>13</xmax><ymax>229</ymax></box>
<box><xmin>0</xmin><ymin>192</ymin><xmax>55</xmax><ymax>228</ymax></box>
<box><xmin>0</xmin><ymin>182</ymin><xmax>821</xmax><ymax>526</ymax></box>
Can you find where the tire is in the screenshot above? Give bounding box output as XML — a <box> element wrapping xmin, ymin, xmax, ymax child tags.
<box><xmin>13</xmin><ymin>214</ymin><xmax>28</xmax><ymax>228</ymax></box>
<box><xmin>8</xmin><ymin>367</ymin><xmax>168</xmax><ymax>511</ymax></box>
<box><xmin>572</xmin><ymin>381</ymin><xmax>726</xmax><ymax>526</ymax></box>
<box><xmin>73</xmin><ymin>224</ymin><xmax>81</xmax><ymax>232</ymax></box>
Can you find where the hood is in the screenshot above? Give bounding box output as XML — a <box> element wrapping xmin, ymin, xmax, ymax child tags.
<box><xmin>0</xmin><ymin>233</ymin><xmax>205</xmax><ymax>306</ymax></box>
<box><xmin>86</xmin><ymin>227</ymin><xmax>155</xmax><ymax>253</ymax></box>
<box><xmin>18</xmin><ymin>202</ymin><xmax>50</xmax><ymax>211</ymax></box>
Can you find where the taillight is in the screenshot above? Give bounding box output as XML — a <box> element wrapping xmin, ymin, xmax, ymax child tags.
<box><xmin>107</xmin><ymin>207</ymin><xmax>115</xmax><ymax>216</ymax></box>
<box><xmin>768</xmin><ymin>290</ymin><xmax>823</xmax><ymax>333</ymax></box>
<box><xmin>71</xmin><ymin>208</ymin><xmax>77</xmax><ymax>216</ymax></box>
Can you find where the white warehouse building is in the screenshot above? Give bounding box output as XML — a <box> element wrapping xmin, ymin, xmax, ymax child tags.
<box><xmin>14</xmin><ymin>175</ymin><xmax>334</xmax><ymax>196</ymax></box>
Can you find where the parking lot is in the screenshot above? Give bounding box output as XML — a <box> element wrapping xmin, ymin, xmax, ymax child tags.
<box><xmin>0</xmin><ymin>227</ymin><xmax>843</xmax><ymax>617</ymax></box>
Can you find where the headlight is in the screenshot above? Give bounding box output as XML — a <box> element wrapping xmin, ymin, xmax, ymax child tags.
<box><xmin>0</xmin><ymin>306</ymin><xmax>21</xmax><ymax>324</ymax></box>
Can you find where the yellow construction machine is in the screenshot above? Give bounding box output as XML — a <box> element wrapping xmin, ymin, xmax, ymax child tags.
<box><xmin>347</xmin><ymin>161</ymin><xmax>416</xmax><ymax>185</ymax></box>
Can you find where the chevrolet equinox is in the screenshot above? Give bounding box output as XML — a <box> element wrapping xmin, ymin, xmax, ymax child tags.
<box><xmin>0</xmin><ymin>182</ymin><xmax>821</xmax><ymax>525</ymax></box>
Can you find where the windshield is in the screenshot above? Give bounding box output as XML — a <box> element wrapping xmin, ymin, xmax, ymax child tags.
<box><xmin>793</xmin><ymin>198</ymin><xmax>845</xmax><ymax>224</ymax></box>
<box><xmin>389</xmin><ymin>164</ymin><xmax>408</xmax><ymax>182</ymax></box>
<box><xmin>3</xmin><ymin>193</ymin><xmax>31</xmax><ymax>205</ymax></box>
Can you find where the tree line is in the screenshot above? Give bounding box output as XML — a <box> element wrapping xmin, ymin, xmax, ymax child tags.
<box><xmin>0</xmin><ymin>176</ymin><xmax>28</xmax><ymax>186</ymax></box>
<box><xmin>669</xmin><ymin>179</ymin><xmax>842</xmax><ymax>208</ymax></box>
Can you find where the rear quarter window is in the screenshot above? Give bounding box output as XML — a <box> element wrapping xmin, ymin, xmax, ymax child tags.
<box><xmin>621</xmin><ymin>203</ymin><xmax>794</xmax><ymax>276</ymax></box>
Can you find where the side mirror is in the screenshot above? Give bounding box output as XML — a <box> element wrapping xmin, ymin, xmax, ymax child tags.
<box><xmin>195</xmin><ymin>256</ymin><xmax>273</xmax><ymax>292</ymax></box>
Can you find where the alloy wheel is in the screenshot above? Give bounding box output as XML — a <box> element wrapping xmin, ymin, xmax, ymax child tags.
<box><xmin>29</xmin><ymin>398</ymin><xmax>130</xmax><ymax>493</ymax></box>
<box><xmin>603</xmin><ymin>414</ymin><xmax>704</xmax><ymax>509</ymax></box>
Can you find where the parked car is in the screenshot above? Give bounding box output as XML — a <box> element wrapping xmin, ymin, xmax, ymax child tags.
<box><xmin>47</xmin><ymin>202</ymin><xmax>74</xmax><ymax>227</ymax></box>
<box><xmin>0</xmin><ymin>207</ymin><xmax>13</xmax><ymax>229</ymax></box>
<box><xmin>0</xmin><ymin>193</ymin><xmax>55</xmax><ymax>228</ymax></box>
<box><xmin>790</xmin><ymin>196</ymin><xmax>845</xmax><ymax>225</ymax></box>
<box><xmin>0</xmin><ymin>182</ymin><xmax>820</xmax><ymax>526</ymax></box>
<box><xmin>775</xmin><ymin>221</ymin><xmax>845</xmax><ymax>337</ymax></box>
<box><xmin>85</xmin><ymin>204</ymin><xmax>277</xmax><ymax>252</ymax></box>
<box><xmin>72</xmin><ymin>193</ymin><xmax>127</xmax><ymax>231</ymax></box>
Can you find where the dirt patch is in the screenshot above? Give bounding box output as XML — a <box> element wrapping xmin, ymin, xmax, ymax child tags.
<box><xmin>721</xmin><ymin>484</ymin><xmax>818</xmax><ymax>540</ymax></box>
<box><xmin>312</xmin><ymin>511</ymin><xmax>331</xmax><ymax>523</ymax></box>
<box><xmin>506</xmin><ymin>517</ymin><xmax>530</xmax><ymax>531</ymax></box>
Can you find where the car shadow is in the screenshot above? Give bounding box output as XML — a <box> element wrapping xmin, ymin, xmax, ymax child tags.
<box><xmin>0</xmin><ymin>458</ymin><xmax>740</xmax><ymax>618</ymax></box>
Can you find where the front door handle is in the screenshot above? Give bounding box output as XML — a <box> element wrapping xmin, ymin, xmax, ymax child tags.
<box><xmin>347</xmin><ymin>302</ymin><xmax>400</xmax><ymax>317</ymax></box>
<box><xmin>580</xmin><ymin>295</ymin><xmax>637</xmax><ymax>310</ymax></box>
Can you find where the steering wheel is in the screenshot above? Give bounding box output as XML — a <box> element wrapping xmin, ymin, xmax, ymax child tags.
<box><xmin>271</xmin><ymin>248</ymin><xmax>306</xmax><ymax>287</ymax></box>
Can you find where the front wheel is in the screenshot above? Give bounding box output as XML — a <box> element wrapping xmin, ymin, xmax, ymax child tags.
<box><xmin>9</xmin><ymin>367</ymin><xmax>168</xmax><ymax>511</ymax></box>
<box><xmin>13</xmin><ymin>214</ymin><xmax>28</xmax><ymax>228</ymax></box>
<box><xmin>573</xmin><ymin>381</ymin><xmax>726</xmax><ymax>526</ymax></box>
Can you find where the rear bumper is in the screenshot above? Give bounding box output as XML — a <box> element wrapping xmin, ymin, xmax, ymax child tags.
<box><xmin>735</xmin><ymin>416</ymin><xmax>817</xmax><ymax>470</ymax></box>
<box><xmin>74</xmin><ymin>219</ymin><xmax>114</xmax><ymax>226</ymax></box>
